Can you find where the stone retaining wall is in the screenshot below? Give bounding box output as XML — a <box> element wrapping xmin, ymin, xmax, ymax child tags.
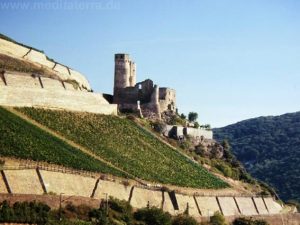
<box><xmin>0</xmin><ymin>169</ymin><xmax>283</xmax><ymax>218</ymax></box>
<box><xmin>0</xmin><ymin>72</ymin><xmax>117</xmax><ymax>115</ymax></box>
<box><xmin>40</xmin><ymin>170</ymin><xmax>96</xmax><ymax>198</ymax></box>
<box><xmin>195</xmin><ymin>196</ymin><xmax>220</xmax><ymax>216</ymax></box>
<box><xmin>0</xmin><ymin>37</ymin><xmax>91</xmax><ymax>90</ymax></box>
<box><xmin>218</xmin><ymin>197</ymin><xmax>240</xmax><ymax>216</ymax></box>
<box><xmin>4</xmin><ymin>170</ymin><xmax>44</xmax><ymax>195</ymax></box>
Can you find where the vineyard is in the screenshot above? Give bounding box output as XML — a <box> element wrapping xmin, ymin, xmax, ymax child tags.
<box><xmin>0</xmin><ymin>107</ymin><xmax>127</xmax><ymax>177</ymax></box>
<box><xmin>17</xmin><ymin>107</ymin><xmax>228</xmax><ymax>189</ymax></box>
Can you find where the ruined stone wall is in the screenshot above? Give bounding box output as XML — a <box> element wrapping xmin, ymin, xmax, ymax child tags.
<box><xmin>0</xmin><ymin>37</ymin><xmax>91</xmax><ymax>90</ymax></box>
<box><xmin>163</xmin><ymin>125</ymin><xmax>213</xmax><ymax>140</ymax></box>
<box><xmin>0</xmin><ymin>72</ymin><xmax>117</xmax><ymax>115</ymax></box>
<box><xmin>185</xmin><ymin>127</ymin><xmax>213</xmax><ymax>140</ymax></box>
<box><xmin>0</xmin><ymin>169</ymin><xmax>284</xmax><ymax>218</ymax></box>
<box><xmin>159</xmin><ymin>88</ymin><xmax>176</xmax><ymax>112</ymax></box>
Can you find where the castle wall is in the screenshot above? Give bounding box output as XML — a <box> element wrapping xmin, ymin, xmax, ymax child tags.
<box><xmin>93</xmin><ymin>180</ymin><xmax>131</xmax><ymax>201</ymax></box>
<box><xmin>195</xmin><ymin>196</ymin><xmax>220</xmax><ymax>216</ymax></box>
<box><xmin>176</xmin><ymin>194</ymin><xmax>199</xmax><ymax>217</ymax></box>
<box><xmin>218</xmin><ymin>197</ymin><xmax>240</xmax><ymax>216</ymax></box>
<box><xmin>0</xmin><ymin>37</ymin><xmax>91</xmax><ymax>90</ymax></box>
<box><xmin>0</xmin><ymin>73</ymin><xmax>118</xmax><ymax>115</ymax></box>
<box><xmin>253</xmin><ymin>197</ymin><xmax>269</xmax><ymax>215</ymax></box>
<box><xmin>235</xmin><ymin>197</ymin><xmax>258</xmax><ymax>216</ymax></box>
<box><xmin>163</xmin><ymin>125</ymin><xmax>213</xmax><ymax>140</ymax></box>
<box><xmin>130</xmin><ymin>187</ymin><xmax>163</xmax><ymax>209</ymax></box>
<box><xmin>185</xmin><ymin>127</ymin><xmax>213</xmax><ymax>140</ymax></box>
<box><xmin>39</xmin><ymin>170</ymin><xmax>96</xmax><ymax>198</ymax></box>
<box><xmin>159</xmin><ymin>88</ymin><xmax>176</xmax><ymax>112</ymax></box>
<box><xmin>4</xmin><ymin>170</ymin><xmax>44</xmax><ymax>195</ymax></box>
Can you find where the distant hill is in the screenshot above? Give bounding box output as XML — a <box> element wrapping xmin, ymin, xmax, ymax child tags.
<box><xmin>213</xmin><ymin>112</ymin><xmax>300</xmax><ymax>202</ymax></box>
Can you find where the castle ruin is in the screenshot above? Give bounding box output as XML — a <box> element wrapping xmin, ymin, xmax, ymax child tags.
<box><xmin>113</xmin><ymin>54</ymin><xmax>176</xmax><ymax>119</ymax></box>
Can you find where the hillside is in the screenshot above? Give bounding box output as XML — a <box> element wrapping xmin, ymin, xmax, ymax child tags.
<box><xmin>0</xmin><ymin>106</ymin><xmax>228</xmax><ymax>189</ymax></box>
<box><xmin>0</xmin><ymin>107</ymin><xmax>126</xmax><ymax>177</ymax></box>
<box><xmin>213</xmin><ymin>112</ymin><xmax>300</xmax><ymax>202</ymax></box>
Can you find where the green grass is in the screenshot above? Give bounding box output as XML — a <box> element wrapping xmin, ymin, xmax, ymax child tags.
<box><xmin>18</xmin><ymin>107</ymin><xmax>229</xmax><ymax>189</ymax></box>
<box><xmin>0</xmin><ymin>107</ymin><xmax>127</xmax><ymax>177</ymax></box>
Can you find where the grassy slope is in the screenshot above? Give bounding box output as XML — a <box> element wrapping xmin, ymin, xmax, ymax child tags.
<box><xmin>213</xmin><ymin>112</ymin><xmax>300</xmax><ymax>201</ymax></box>
<box><xmin>0</xmin><ymin>107</ymin><xmax>127</xmax><ymax>177</ymax></box>
<box><xmin>17</xmin><ymin>108</ymin><xmax>228</xmax><ymax>189</ymax></box>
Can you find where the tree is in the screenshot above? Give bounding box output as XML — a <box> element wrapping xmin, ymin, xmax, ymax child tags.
<box><xmin>194</xmin><ymin>122</ymin><xmax>200</xmax><ymax>129</ymax></box>
<box><xmin>188</xmin><ymin>112</ymin><xmax>198</xmax><ymax>122</ymax></box>
<box><xmin>134</xmin><ymin>207</ymin><xmax>172</xmax><ymax>225</ymax></box>
<box><xmin>180</xmin><ymin>113</ymin><xmax>186</xmax><ymax>120</ymax></box>
<box><xmin>172</xmin><ymin>214</ymin><xmax>198</xmax><ymax>225</ymax></box>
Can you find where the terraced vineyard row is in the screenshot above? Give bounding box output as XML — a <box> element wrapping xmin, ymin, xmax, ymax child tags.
<box><xmin>18</xmin><ymin>107</ymin><xmax>229</xmax><ymax>189</ymax></box>
<box><xmin>0</xmin><ymin>107</ymin><xmax>127</xmax><ymax>177</ymax></box>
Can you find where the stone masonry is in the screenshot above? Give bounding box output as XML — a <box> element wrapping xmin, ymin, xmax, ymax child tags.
<box><xmin>113</xmin><ymin>54</ymin><xmax>176</xmax><ymax>119</ymax></box>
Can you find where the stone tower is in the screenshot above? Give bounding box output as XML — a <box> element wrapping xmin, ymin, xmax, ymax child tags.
<box><xmin>114</xmin><ymin>54</ymin><xmax>136</xmax><ymax>96</ymax></box>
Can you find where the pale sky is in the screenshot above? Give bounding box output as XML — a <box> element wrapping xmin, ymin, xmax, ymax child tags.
<box><xmin>1</xmin><ymin>0</ymin><xmax>299</xmax><ymax>127</ymax></box>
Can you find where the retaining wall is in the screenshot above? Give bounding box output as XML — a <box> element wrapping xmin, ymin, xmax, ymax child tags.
<box><xmin>162</xmin><ymin>192</ymin><xmax>176</xmax><ymax>215</ymax></box>
<box><xmin>195</xmin><ymin>196</ymin><xmax>220</xmax><ymax>217</ymax></box>
<box><xmin>253</xmin><ymin>197</ymin><xmax>269</xmax><ymax>215</ymax></box>
<box><xmin>0</xmin><ymin>37</ymin><xmax>91</xmax><ymax>90</ymax></box>
<box><xmin>0</xmin><ymin>174</ymin><xmax>8</xmax><ymax>193</ymax></box>
<box><xmin>40</xmin><ymin>170</ymin><xmax>96</xmax><ymax>198</ymax></box>
<box><xmin>130</xmin><ymin>187</ymin><xmax>163</xmax><ymax>209</ymax></box>
<box><xmin>176</xmin><ymin>194</ymin><xmax>199</xmax><ymax>217</ymax></box>
<box><xmin>235</xmin><ymin>197</ymin><xmax>258</xmax><ymax>216</ymax></box>
<box><xmin>264</xmin><ymin>197</ymin><xmax>283</xmax><ymax>214</ymax></box>
<box><xmin>0</xmin><ymin>169</ymin><xmax>285</xmax><ymax>218</ymax></box>
<box><xmin>0</xmin><ymin>73</ymin><xmax>117</xmax><ymax>115</ymax></box>
<box><xmin>218</xmin><ymin>197</ymin><xmax>240</xmax><ymax>216</ymax></box>
<box><xmin>93</xmin><ymin>180</ymin><xmax>131</xmax><ymax>201</ymax></box>
<box><xmin>4</xmin><ymin>170</ymin><xmax>44</xmax><ymax>195</ymax></box>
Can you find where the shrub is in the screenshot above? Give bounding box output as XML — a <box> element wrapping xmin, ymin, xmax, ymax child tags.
<box><xmin>172</xmin><ymin>214</ymin><xmax>198</xmax><ymax>225</ymax></box>
<box><xmin>210</xmin><ymin>212</ymin><xmax>226</xmax><ymax>225</ymax></box>
<box><xmin>134</xmin><ymin>207</ymin><xmax>172</xmax><ymax>225</ymax></box>
<box><xmin>232</xmin><ymin>217</ymin><xmax>269</xmax><ymax>225</ymax></box>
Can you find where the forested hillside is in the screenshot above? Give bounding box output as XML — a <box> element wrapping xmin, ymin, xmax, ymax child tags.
<box><xmin>214</xmin><ymin>112</ymin><xmax>300</xmax><ymax>202</ymax></box>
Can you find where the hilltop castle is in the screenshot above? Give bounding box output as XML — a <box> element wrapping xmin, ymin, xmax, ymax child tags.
<box><xmin>113</xmin><ymin>54</ymin><xmax>176</xmax><ymax>119</ymax></box>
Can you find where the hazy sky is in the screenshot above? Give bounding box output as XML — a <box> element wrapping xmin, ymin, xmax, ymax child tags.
<box><xmin>0</xmin><ymin>0</ymin><xmax>299</xmax><ymax>127</ymax></box>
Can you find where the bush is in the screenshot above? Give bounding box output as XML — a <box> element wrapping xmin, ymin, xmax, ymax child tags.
<box><xmin>0</xmin><ymin>200</ymin><xmax>50</xmax><ymax>225</ymax></box>
<box><xmin>210</xmin><ymin>212</ymin><xmax>226</xmax><ymax>225</ymax></box>
<box><xmin>172</xmin><ymin>214</ymin><xmax>198</xmax><ymax>225</ymax></box>
<box><xmin>134</xmin><ymin>207</ymin><xmax>172</xmax><ymax>225</ymax></box>
<box><xmin>232</xmin><ymin>217</ymin><xmax>269</xmax><ymax>225</ymax></box>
